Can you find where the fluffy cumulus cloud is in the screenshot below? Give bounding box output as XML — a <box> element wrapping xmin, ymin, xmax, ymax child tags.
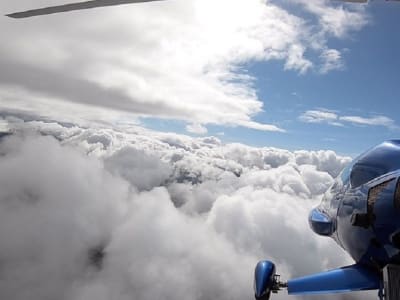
<box><xmin>0</xmin><ymin>115</ymin><xmax>379</xmax><ymax>300</ymax></box>
<box><xmin>0</xmin><ymin>0</ymin><xmax>368</xmax><ymax>132</ymax></box>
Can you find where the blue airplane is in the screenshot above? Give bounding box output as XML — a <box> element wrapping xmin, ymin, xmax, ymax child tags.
<box><xmin>254</xmin><ymin>140</ymin><xmax>400</xmax><ymax>300</ymax></box>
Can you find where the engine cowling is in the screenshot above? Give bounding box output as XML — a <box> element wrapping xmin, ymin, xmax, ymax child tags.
<box><xmin>254</xmin><ymin>260</ymin><xmax>276</xmax><ymax>300</ymax></box>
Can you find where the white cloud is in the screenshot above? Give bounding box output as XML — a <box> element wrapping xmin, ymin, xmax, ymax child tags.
<box><xmin>0</xmin><ymin>117</ymin><xmax>9</xmax><ymax>132</ymax></box>
<box><xmin>295</xmin><ymin>149</ymin><xmax>350</xmax><ymax>178</ymax></box>
<box><xmin>298</xmin><ymin>109</ymin><xmax>343</xmax><ymax>126</ymax></box>
<box><xmin>186</xmin><ymin>123</ymin><xmax>208</xmax><ymax>135</ymax></box>
<box><xmin>292</xmin><ymin>0</ymin><xmax>369</xmax><ymax>74</ymax></box>
<box><xmin>0</xmin><ymin>0</ymin><xmax>368</xmax><ymax>130</ymax></box>
<box><xmin>104</xmin><ymin>146</ymin><xmax>173</xmax><ymax>191</ymax></box>
<box><xmin>339</xmin><ymin>115</ymin><xmax>397</xmax><ymax>128</ymax></box>
<box><xmin>320</xmin><ymin>48</ymin><xmax>344</xmax><ymax>73</ymax></box>
<box><xmin>284</xmin><ymin>44</ymin><xmax>313</xmax><ymax>74</ymax></box>
<box><xmin>0</xmin><ymin>115</ymin><xmax>376</xmax><ymax>300</ymax></box>
<box><xmin>299</xmin><ymin>109</ymin><xmax>398</xmax><ymax>129</ymax></box>
<box><xmin>0</xmin><ymin>134</ymin><xmax>130</xmax><ymax>300</ymax></box>
<box><xmin>237</xmin><ymin>120</ymin><xmax>286</xmax><ymax>133</ymax></box>
<box><xmin>296</xmin><ymin>0</ymin><xmax>369</xmax><ymax>38</ymax></box>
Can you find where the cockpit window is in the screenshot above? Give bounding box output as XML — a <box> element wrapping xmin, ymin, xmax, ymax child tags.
<box><xmin>320</xmin><ymin>177</ymin><xmax>342</xmax><ymax>209</ymax></box>
<box><xmin>340</xmin><ymin>160</ymin><xmax>355</xmax><ymax>184</ymax></box>
<box><xmin>350</xmin><ymin>164</ymin><xmax>385</xmax><ymax>188</ymax></box>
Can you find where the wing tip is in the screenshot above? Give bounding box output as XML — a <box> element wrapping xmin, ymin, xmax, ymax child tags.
<box><xmin>5</xmin><ymin>0</ymin><xmax>167</xmax><ymax>19</ymax></box>
<box><xmin>5</xmin><ymin>13</ymin><xmax>28</xmax><ymax>19</ymax></box>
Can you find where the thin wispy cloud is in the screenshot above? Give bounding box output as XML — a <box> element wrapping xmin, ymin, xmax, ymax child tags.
<box><xmin>340</xmin><ymin>115</ymin><xmax>397</xmax><ymax>128</ymax></box>
<box><xmin>294</xmin><ymin>0</ymin><xmax>368</xmax><ymax>74</ymax></box>
<box><xmin>298</xmin><ymin>109</ymin><xmax>343</xmax><ymax>126</ymax></box>
<box><xmin>320</xmin><ymin>49</ymin><xmax>344</xmax><ymax>73</ymax></box>
<box><xmin>299</xmin><ymin>109</ymin><xmax>397</xmax><ymax>129</ymax></box>
<box><xmin>296</xmin><ymin>0</ymin><xmax>369</xmax><ymax>38</ymax></box>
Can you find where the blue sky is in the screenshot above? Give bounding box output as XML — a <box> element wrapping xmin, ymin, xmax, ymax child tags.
<box><xmin>252</xmin><ymin>2</ymin><xmax>400</xmax><ymax>156</ymax></box>
<box><xmin>144</xmin><ymin>2</ymin><xmax>400</xmax><ymax>157</ymax></box>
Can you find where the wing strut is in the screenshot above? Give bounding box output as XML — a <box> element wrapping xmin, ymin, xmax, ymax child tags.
<box><xmin>287</xmin><ymin>264</ymin><xmax>380</xmax><ymax>295</ymax></box>
<box><xmin>254</xmin><ymin>261</ymin><xmax>381</xmax><ymax>299</ymax></box>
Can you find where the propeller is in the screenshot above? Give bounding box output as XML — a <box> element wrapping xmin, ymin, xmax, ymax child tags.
<box><xmin>6</xmin><ymin>0</ymin><xmax>165</xmax><ymax>18</ymax></box>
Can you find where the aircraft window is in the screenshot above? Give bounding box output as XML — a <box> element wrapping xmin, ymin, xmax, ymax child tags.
<box><xmin>350</xmin><ymin>164</ymin><xmax>385</xmax><ymax>188</ymax></box>
<box><xmin>320</xmin><ymin>179</ymin><xmax>340</xmax><ymax>208</ymax></box>
<box><xmin>340</xmin><ymin>161</ymin><xmax>354</xmax><ymax>184</ymax></box>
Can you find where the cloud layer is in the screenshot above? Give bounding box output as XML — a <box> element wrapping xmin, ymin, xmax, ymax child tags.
<box><xmin>0</xmin><ymin>115</ymin><xmax>378</xmax><ymax>300</ymax></box>
<box><xmin>0</xmin><ymin>0</ymin><xmax>368</xmax><ymax>132</ymax></box>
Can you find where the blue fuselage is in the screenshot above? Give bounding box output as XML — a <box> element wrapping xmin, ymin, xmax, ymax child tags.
<box><xmin>310</xmin><ymin>140</ymin><xmax>400</xmax><ymax>271</ymax></box>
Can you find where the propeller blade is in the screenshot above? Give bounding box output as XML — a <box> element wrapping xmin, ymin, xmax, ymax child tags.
<box><xmin>6</xmin><ymin>0</ymin><xmax>165</xmax><ymax>18</ymax></box>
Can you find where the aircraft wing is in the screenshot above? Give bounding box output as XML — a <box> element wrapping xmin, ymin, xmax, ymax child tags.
<box><xmin>6</xmin><ymin>0</ymin><xmax>165</xmax><ymax>18</ymax></box>
<box><xmin>287</xmin><ymin>264</ymin><xmax>380</xmax><ymax>295</ymax></box>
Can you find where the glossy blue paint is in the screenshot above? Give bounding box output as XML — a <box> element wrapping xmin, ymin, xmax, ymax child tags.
<box><xmin>254</xmin><ymin>261</ymin><xmax>275</xmax><ymax>298</ymax></box>
<box><xmin>255</xmin><ymin>140</ymin><xmax>400</xmax><ymax>298</ymax></box>
<box><xmin>352</xmin><ymin>140</ymin><xmax>400</xmax><ymax>186</ymax></box>
<box><xmin>309</xmin><ymin>208</ymin><xmax>335</xmax><ymax>236</ymax></box>
<box><xmin>287</xmin><ymin>264</ymin><xmax>380</xmax><ymax>295</ymax></box>
<box><xmin>313</xmin><ymin>140</ymin><xmax>400</xmax><ymax>267</ymax></box>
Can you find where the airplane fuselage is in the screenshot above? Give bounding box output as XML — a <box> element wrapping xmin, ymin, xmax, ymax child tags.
<box><xmin>310</xmin><ymin>140</ymin><xmax>400</xmax><ymax>271</ymax></box>
<box><xmin>254</xmin><ymin>141</ymin><xmax>400</xmax><ymax>300</ymax></box>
